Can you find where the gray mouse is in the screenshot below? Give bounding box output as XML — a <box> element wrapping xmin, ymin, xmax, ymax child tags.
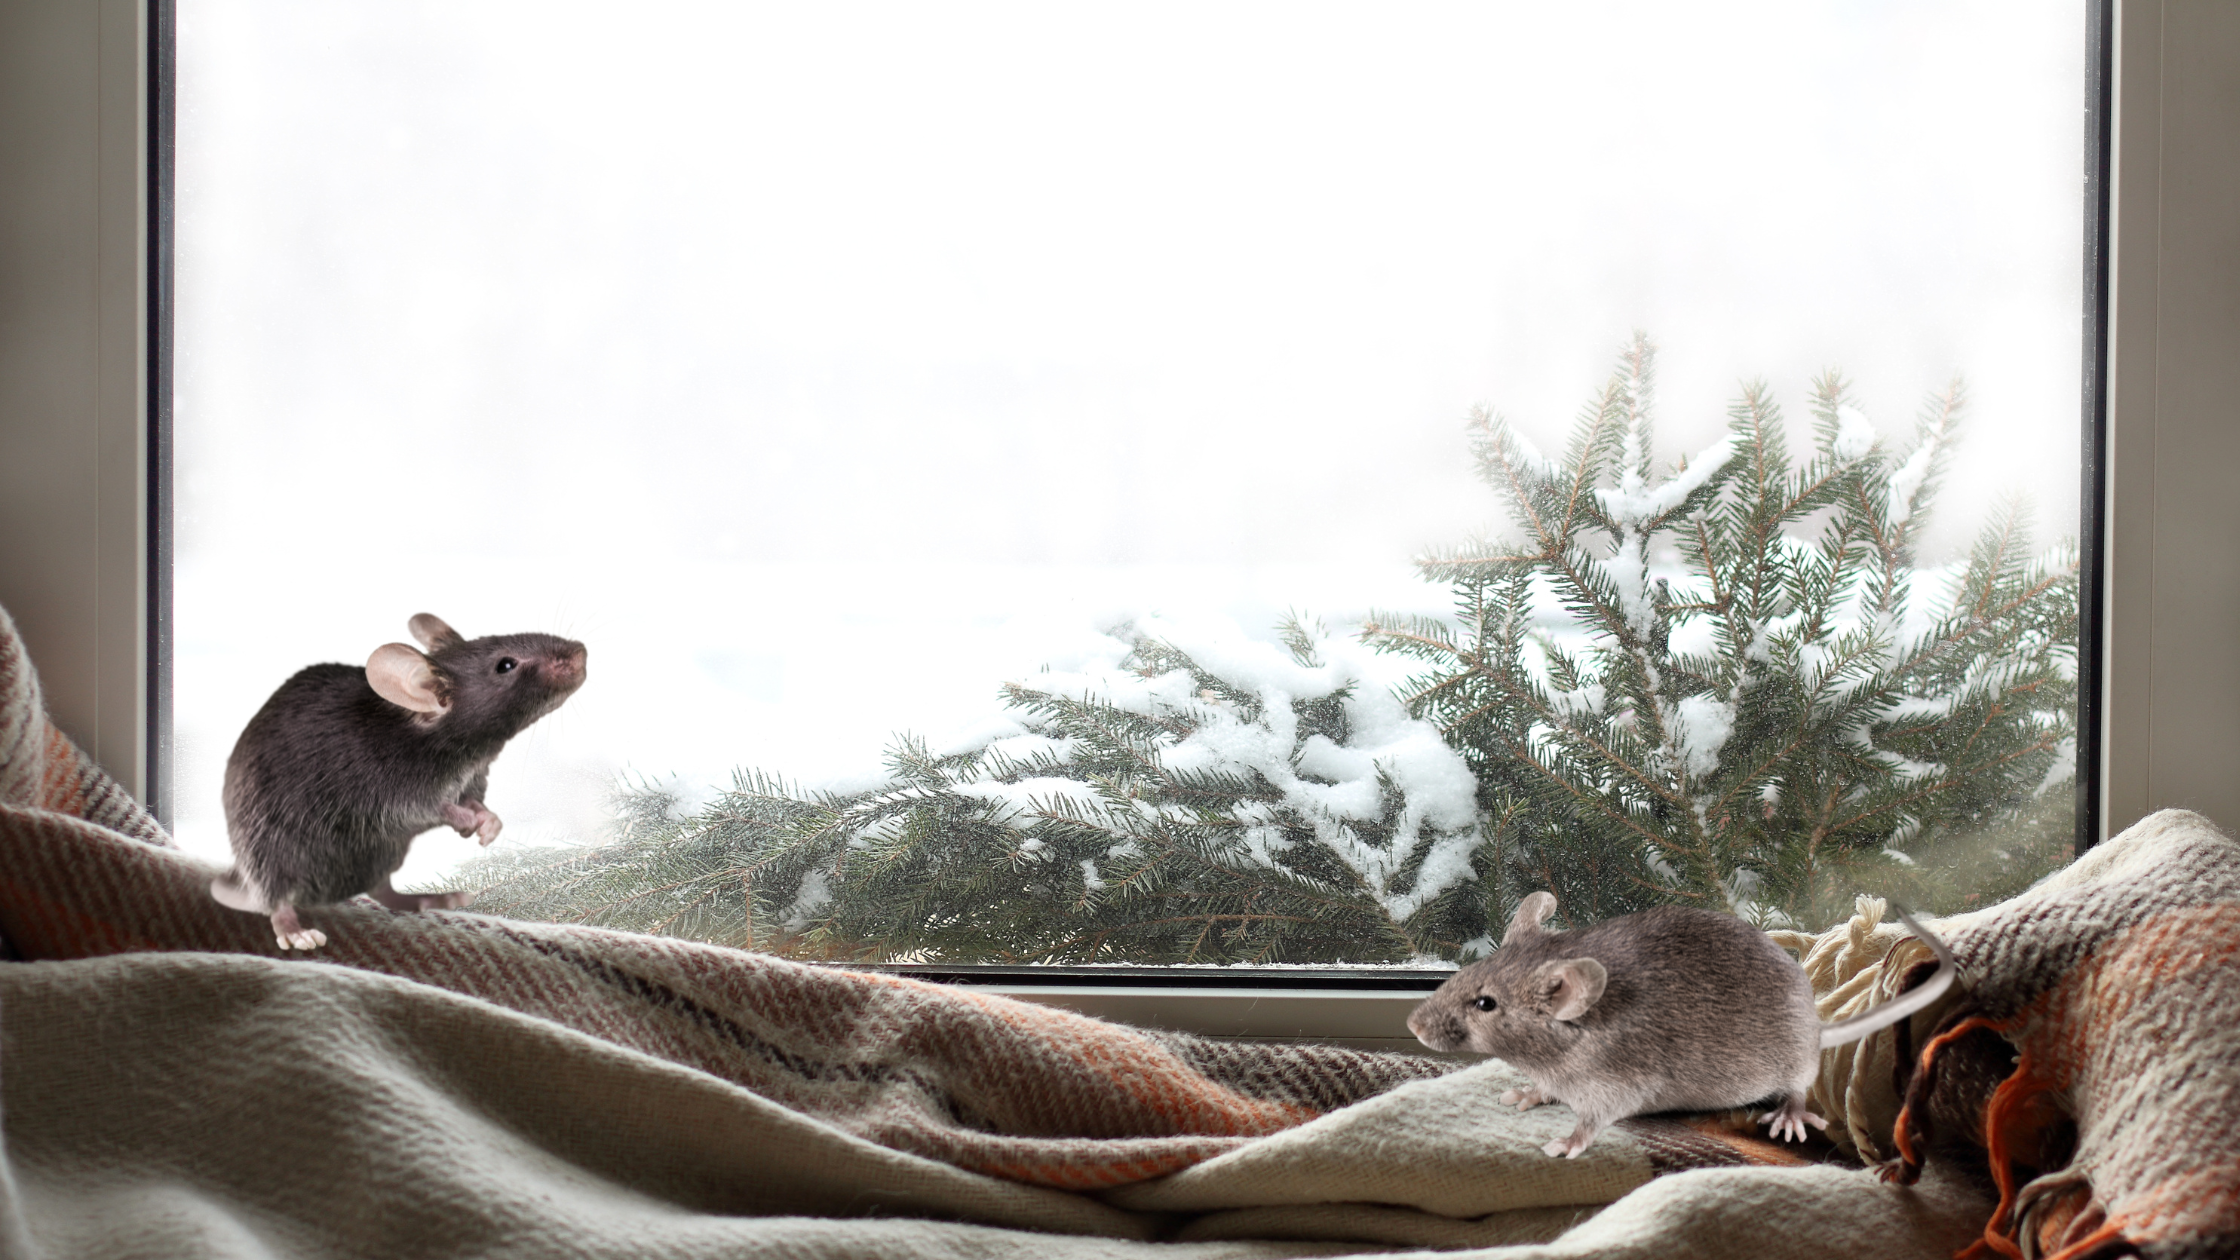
<box><xmin>1407</xmin><ymin>890</ymin><xmax>1957</xmax><ymax>1158</ymax></box>
<box><xmin>210</xmin><ymin>613</ymin><xmax>587</xmax><ymax>950</ymax></box>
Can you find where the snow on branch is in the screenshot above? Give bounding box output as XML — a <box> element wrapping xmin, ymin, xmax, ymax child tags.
<box><xmin>1365</xmin><ymin>335</ymin><xmax>2078</xmax><ymax>928</ymax></box>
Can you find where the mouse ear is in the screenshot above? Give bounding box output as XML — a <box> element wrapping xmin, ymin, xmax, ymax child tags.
<box><xmin>366</xmin><ymin>643</ymin><xmax>449</xmax><ymax>714</ymax></box>
<box><xmin>408</xmin><ymin>614</ymin><xmax>462</xmax><ymax>652</ymax></box>
<box><xmin>1504</xmin><ymin>891</ymin><xmax>1558</xmax><ymax>944</ymax></box>
<box><xmin>1535</xmin><ymin>957</ymin><xmax>1607</xmax><ymax>1022</ymax></box>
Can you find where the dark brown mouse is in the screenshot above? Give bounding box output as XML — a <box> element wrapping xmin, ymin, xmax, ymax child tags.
<box><xmin>1407</xmin><ymin>890</ymin><xmax>1957</xmax><ymax>1157</ymax></box>
<box><xmin>210</xmin><ymin>613</ymin><xmax>587</xmax><ymax>950</ymax></box>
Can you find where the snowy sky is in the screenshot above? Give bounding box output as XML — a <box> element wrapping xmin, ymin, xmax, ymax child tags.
<box><xmin>172</xmin><ymin>0</ymin><xmax>2085</xmax><ymax>888</ymax></box>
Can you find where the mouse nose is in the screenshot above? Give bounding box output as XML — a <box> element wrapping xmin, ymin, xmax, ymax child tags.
<box><xmin>547</xmin><ymin>645</ymin><xmax>588</xmax><ymax>685</ymax></box>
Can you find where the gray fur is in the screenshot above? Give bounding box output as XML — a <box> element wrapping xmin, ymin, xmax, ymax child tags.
<box><xmin>216</xmin><ymin>614</ymin><xmax>586</xmax><ymax>949</ymax></box>
<box><xmin>1408</xmin><ymin>891</ymin><xmax>1954</xmax><ymax>1157</ymax></box>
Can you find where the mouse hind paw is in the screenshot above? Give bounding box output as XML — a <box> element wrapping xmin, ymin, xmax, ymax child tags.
<box><xmin>269</xmin><ymin>904</ymin><xmax>327</xmax><ymax>951</ymax></box>
<box><xmin>1761</xmin><ymin>1094</ymin><xmax>1829</xmax><ymax>1144</ymax></box>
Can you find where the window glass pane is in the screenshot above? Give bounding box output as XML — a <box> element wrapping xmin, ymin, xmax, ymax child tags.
<box><xmin>175</xmin><ymin>1</ymin><xmax>2085</xmax><ymax>963</ymax></box>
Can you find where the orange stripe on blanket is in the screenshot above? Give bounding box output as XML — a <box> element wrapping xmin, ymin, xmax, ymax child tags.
<box><xmin>1073</xmin><ymin>1026</ymin><xmax>1317</xmax><ymax>1137</ymax></box>
<box><xmin>36</xmin><ymin>726</ymin><xmax>84</xmax><ymax>817</ymax></box>
<box><xmin>2043</xmin><ymin>903</ymin><xmax>2240</xmax><ymax>1075</ymax></box>
<box><xmin>1674</xmin><ymin>1116</ymin><xmax>1816</xmax><ymax>1167</ymax></box>
<box><xmin>951</xmin><ymin>986</ymin><xmax>1319</xmax><ymax>1139</ymax></box>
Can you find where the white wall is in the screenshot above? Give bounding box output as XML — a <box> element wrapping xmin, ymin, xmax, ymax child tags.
<box><xmin>2101</xmin><ymin>0</ymin><xmax>2240</xmax><ymax>837</ymax></box>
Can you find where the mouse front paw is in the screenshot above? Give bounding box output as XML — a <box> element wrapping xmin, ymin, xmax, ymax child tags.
<box><xmin>442</xmin><ymin>800</ymin><xmax>503</xmax><ymax>845</ymax></box>
<box><xmin>1501</xmin><ymin>1087</ymin><xmax>1552</xmax><ymax>1110</ymax></box>
<box><xmin>1543</xmin><ymin>1126</ymin><xmax>1600</xmax><ymax>1158</ymax></box>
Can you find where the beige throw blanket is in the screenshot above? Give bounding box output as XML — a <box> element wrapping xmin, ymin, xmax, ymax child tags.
<box><xmin>2</xmin><ymin>603</ymin><xmax>2228</xmax><ymax>1258</ymax></box>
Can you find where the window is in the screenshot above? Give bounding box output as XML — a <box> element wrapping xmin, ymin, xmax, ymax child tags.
<box><xmin>172</xmin><ymin>2</ymin><xmax>2095</xmax><ymax>973</ymax></box>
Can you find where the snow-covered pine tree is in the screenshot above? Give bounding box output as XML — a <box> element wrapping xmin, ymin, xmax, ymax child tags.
<box><xmin>465</xmin><ymin>334</ymin><xmax>2077</xmax><ymax>957</ymax></box>
<box><xmin>1363</xmin><ymin>335</ymin><xmax>2078</xmax><ymax>929</ymax></box>
<box><xmin>464</xmin><ymin>619</ymin><xmax>1494</xmax><ymax>963</ymax></box>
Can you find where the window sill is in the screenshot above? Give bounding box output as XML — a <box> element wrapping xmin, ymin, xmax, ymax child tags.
<box><xmin>943</xmin><ymin>979</ymin><xmax>1453</xmax><ymax>1052</ymax></box>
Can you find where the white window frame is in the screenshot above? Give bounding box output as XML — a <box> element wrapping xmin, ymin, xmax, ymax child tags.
<box><xmin>0</xmin><ymin>0</ymin><xmax>157</xmax><ymax>813</ymax></box>
<box><xmin>3</xmin><ymin>0</ymin><xmax>2226</xmax><ymax>1044</ymax></box>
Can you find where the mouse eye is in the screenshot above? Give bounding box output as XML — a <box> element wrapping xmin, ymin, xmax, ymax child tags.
<box><xmin>495</xmin><ymin>657</ymin><xmax>518</xmax><ymax>674</ymax></box>
<box><xmin>1472</xmin><ymin>995</ymin><xmax>1497</xmax><ymax>1013</ymax></box>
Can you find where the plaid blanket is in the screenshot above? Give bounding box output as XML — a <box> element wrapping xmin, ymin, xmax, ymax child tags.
<box><xmin>1</xmin><ymin>600</ymin><xmax>2223</xmax><ymax>1258</ymax></box>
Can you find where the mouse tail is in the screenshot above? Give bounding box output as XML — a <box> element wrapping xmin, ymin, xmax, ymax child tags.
<box><xmin>1817</xmin><ymin>902</ymin><xmax>1961</xmax><ymax>1049</ymax></box>
<box><xmin>209</xmin><ymin>870</ymin><xmax>269</xmax><ymax>913</ymax></box>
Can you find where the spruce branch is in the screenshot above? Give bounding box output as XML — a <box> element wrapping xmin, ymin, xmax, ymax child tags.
<box><xmin>1363</xmin><ymin>333</ymin><xmax>2077</xmax><ymax>926</ymax></box>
